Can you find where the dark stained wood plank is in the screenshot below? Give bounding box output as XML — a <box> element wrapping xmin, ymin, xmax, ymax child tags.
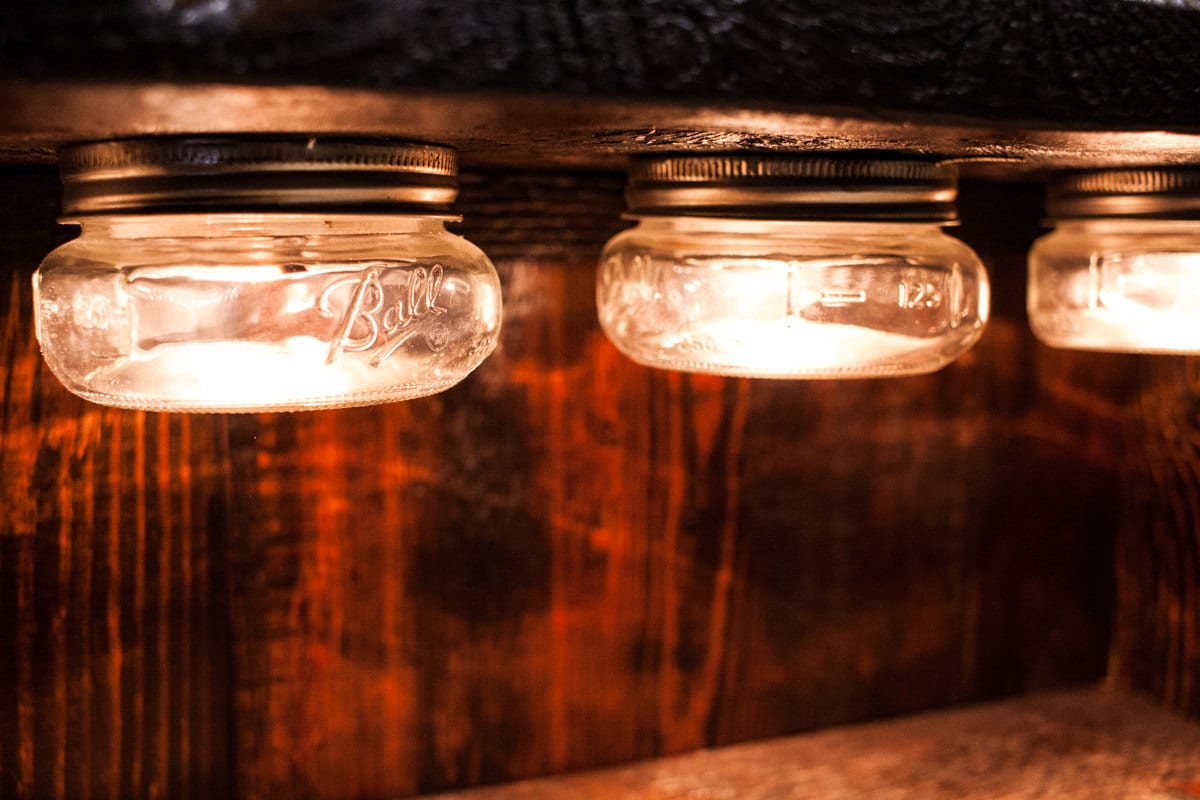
<box><xmin>424</xmin><ymin>689</ymin><xmax>1200</xmax><ymax>799</ymax></box>
<box><xmin>1110</xmin><ymin>356</ymin><xmax>1200</xmax><ymax>720</ymax></box>
<box><xmin>0</xmin><ymin>168</ymin><xmax>236</xmax><ymax>799</ymax></box>
<box><xmin>4</xmin><ymin>81</ymin><xmax>1200</xmax><ymax>172</ymax></box>
<box><xmin>4</xmin><ymin>2</ymin><xmax>1200</xmax><ymax>128</ymax></box>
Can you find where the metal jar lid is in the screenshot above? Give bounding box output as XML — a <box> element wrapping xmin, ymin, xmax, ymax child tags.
<box><xmin>624</xmin><ymin>154</ymin><xmax>958</xmax><ymax>221</ymax></box>
<box><xmin>1046</xmin><ymin>167</ymin><xmax>1200</xmax><ymax>220</ymax></box>
<box><xmin>58</xmin><ymin>136</ymin><xmax>459</xmax><ymax>216</ymax></box>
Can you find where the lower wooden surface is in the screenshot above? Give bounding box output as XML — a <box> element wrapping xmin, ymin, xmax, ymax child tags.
<box><xmin>0</xmin><ymin>167</ymin><xmax>1170</xmax><ymax>799</ymax></box>
<box><xmin>427</xmin><ymin>688</ymin><xmax>1200</xmax><ymax>799</ymax></box>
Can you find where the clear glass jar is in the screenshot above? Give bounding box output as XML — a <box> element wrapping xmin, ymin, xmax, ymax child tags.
<box><xmin>1029</xmin><ymin>168</ymin><xmax>1200</xmax><ymax>354</ymax></box>
<box><xmin>597</xmin><ymin>156</ymin><xmax>989</xmax><ymax>378</ymax></box>
<box><xmin>36</xmin><ymin>215</ymin><xmax>501</xmax><ymax>411</ymax></box>
<box><xmin>34</xmin><ymin>137</ymin><xmax>502</xmax><ymax>412</ymax></box>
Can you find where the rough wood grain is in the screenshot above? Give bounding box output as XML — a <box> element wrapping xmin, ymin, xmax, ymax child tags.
<box><xmin>0</xmin><ymin>168</ymin><xmax>1141</xmax><ymax>798</ymax></box>
<box><xmin>424</xmin><ymin>689</ymin><xmax>1200</xmax><ymax>799</ymax></box>
<box><xmin>3</xmin><ymin>1</ymin><xmax>1200</xmax><ymax>128</ymax></box>
<box><xmin>1110</xmin><ymin>356</ymin><xmax>1200</xmax><ymax>720</ymax></box>
<box><xmin>0</xmin><ymin>168</ymin><xmax>235</xmax><ymax>799</ymax></box>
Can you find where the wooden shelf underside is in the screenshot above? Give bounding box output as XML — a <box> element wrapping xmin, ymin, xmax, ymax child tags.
<box><xmin>428</xmin><ymin>689</ymin><xmax>1200</xmax><ymax>799</ymax></box>
<box><xmin>5</xmin><ymin>81</ymin><xmax>1200</xmax><ymax>175</ymax></box>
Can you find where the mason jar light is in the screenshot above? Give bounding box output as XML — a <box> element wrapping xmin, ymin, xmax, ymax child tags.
<box><xmin>34</xmin><ymin>136</ymin><xmax>502</xmax><ymax>412</ymax></box>
<box><xmin>1029</xmin><ymin>167</ymin><xmax>1200</xmax><ymax>353</ymax></box>
<box><xmin>596</xmin><ymin>154</ymin><xmax>990</xmax><ymax>378</ymax></box>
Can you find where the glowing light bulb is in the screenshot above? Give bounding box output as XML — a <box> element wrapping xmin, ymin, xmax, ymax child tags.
<box><xmin>33</xmin><ymin>137</ymin><xmax>501</xmax><ymax>412</ymax></box>
<box><xmin>597</xmin><ymin>155</ymin><xmax>989</xmax><ymax>378</ymax></box>
<box><xmin>1029</xmin><ymin>168</ymin><xmax>1200</xmax><ymax>353</ymax></box>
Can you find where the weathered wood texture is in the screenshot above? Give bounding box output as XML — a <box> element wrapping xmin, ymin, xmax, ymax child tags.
<box><xmin>426</xmin><ymin>689</ymin><xmax>1200</xmax><ymax>799</ymax></box>
<box><xmin>0</xmin><ymin>168</ymin><xmax>1144</xmax><ymax>798</ymax></box>
<box><xmin>1110</xmin><ymin>357</ymin><xmax>1200</xmax><ymax>720</ymax></box>
<box><xmin>0</xmin><ymin>169</ymin><xmax>235</xmax><ymax>798</ymax></box>
<box><xmin>4</xmin><ymin>1</ymin><xmax>1200</xmax><ymax>128</ymax></box>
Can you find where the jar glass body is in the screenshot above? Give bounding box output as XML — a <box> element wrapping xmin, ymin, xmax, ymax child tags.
<box><xmin>34</xmin><ymin>215</ymin><xmax>502</xmax><ymax>411</ymax></box>
<box><xmin>596</xmin><ymin>218</ymin><xmax>989</xmax><ymax>378</ymax></box>
<box><xmin>1028</xmin><ymin>220</ymin><xmax>1200</xmax><ymax>353</ymax></box>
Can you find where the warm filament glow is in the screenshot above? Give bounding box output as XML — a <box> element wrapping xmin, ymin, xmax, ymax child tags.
<box><xmin>79</xmin><ymin>337</ymin><xmax>456</xmax><ymax>411</ymax></box>
<box><xmin>647</xmin><ymin>319</ymin><xmax>945</xmax><ymax>377</ymax></box>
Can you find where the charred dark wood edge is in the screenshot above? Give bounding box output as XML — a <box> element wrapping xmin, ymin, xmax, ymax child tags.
<box><xmin>4</xmin><ymin>1</ymin><xmax>1200</xmax><ymax>128</ymax></box>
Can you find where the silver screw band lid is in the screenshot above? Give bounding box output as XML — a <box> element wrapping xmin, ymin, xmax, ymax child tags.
<box><xmin>1046</xmin><ymin>167</ymin><xmax>1200</xmax><ymax>220</ymax></box>
<box><xmin>625</xmin><ymin>154</ymin><xmax>958</xmax><ymax>221</ymax></box>
<box><xmin>58</xmin><ymin>136</ymin><xmax>459</xmax><ymax>216</ymax></box>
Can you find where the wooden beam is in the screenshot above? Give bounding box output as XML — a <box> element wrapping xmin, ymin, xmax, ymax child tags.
<box><xmin>5</xmin><ymin>1</ymin><xmax>1200</xmax><ymax>129</ymax></box>
<box><xmin>4</xmin><ymin>81</ymin><xmax>1200</xmax><ymax>173</ymax></box>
